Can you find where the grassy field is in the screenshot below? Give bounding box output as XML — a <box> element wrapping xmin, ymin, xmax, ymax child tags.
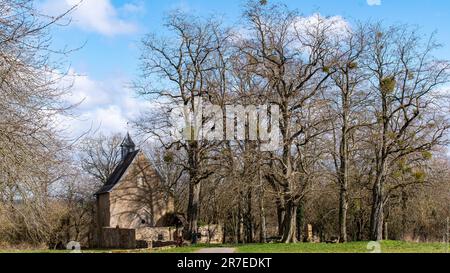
<box><xmin>154</xmin><ymin>241</ymin><xmax>449</xmax><ymax>253</ymax></box>
<box><xmin>0</xmin><ymin>246</ymin><xmax>206</xmax><ymax>254</ymax></box>
<box><xmin>235</xmin><ymin>241</ymin><xmax>449</xmax><ymax>253</ymax></box>
<box><xmin>0</xmin><ymin>241</ymin><xmax>448</xmax><ymax>253</ymax></box>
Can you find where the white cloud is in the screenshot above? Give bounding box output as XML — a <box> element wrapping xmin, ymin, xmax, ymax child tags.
<box><xmin>234</xmin><ymin>13</ymin><xmax>350</xmax><ymax>45</ymax></box>
<box><xmin>63</xmin><ymin>71</ymin><xmax>110</xmax><ymax>109</ymax></box>
<box><xmin>290</xmin><ymin>13</ymin><xmax>351</xmax><ymax>53</ymax></box>
<box><xmin>40</xmin><ymin>0</ymin><xmax>140</xmax><ymax>36</ymax></box>
<box><xmin>367</xmin><ymin>0</ymin><xmax>382</xmax><ymax>6</ymax></box>
<box><xmin>294</xmin><ymin>13</ymin><xmax>350</xmax><ymax>37</ymax></box>
<box><xmin>57</xmin><ymin>70</ymin><xmax>158</xmax><ymax>138</ymax></box>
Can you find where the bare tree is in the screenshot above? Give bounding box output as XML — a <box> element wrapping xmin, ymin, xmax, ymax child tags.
<box><xmin>79</xmin><ymin>133</ymin><xmax>123</xmax><ymax>185</ymax></box>
<box><xmin>241</xmin><ymin>1</ymin><xmax>337</xmax><ymax>243</ymax></box>
<box><xmin>326</xmin><ymin>25</ymin><xmax>369</xmax><ymax>242</ymax></box>
<box><xmin>364</xmin><ymin>24</ymin><xmax>450</xmax><ymax>240</ymax></box>
<box><xmin>135</xmin><ymin>11</ymin><xmax>231</xmax><ymax>242</ymax></box>
<box><xmin>0</xmin><ymin>0</ymin><xmax>79</xmax><ymax>245</ymax></box>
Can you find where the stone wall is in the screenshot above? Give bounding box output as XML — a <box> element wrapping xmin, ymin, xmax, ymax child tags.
<box><xmin>136</xmin><ymin>225</ymin><xmax>223</xmax><ymax>245</ymax></box>
<box><xmin>98</xmin><ymin>227</ymin><xmax>136</xmax><ymax>249</ymax></box>
<box><xmin>136</xmin><ymin>227</ymin><xmax>181</xmax><ymax>243</ymax></box>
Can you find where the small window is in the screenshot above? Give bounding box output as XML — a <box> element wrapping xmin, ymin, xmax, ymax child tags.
<box><xmin>158</xmin><ymin>234</ymin><xmax>165</xmax><ymax>241</ymax></box>
<box><xmin>141</xmin><ymin>219</ymin><xmax>146</xmax><ymax>225</ymax></box>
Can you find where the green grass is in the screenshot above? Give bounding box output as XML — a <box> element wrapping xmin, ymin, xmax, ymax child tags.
<box><xmin>236</xmin><ymin>241</ymin><xmax>449</xmax><ymax>253</ymax></box>
<box><xmin>1</xmin><ymin>241</ymin><xmax>448</xmax><ymax>253</ymax></box>
<box><xmin>154</xmin><ymin>246</ymin><xmax>203</xmax><ymax>253</ymax></box>
<box><xmin>154</xmin><ymin>243</ymin><xmax>234</xmax><ymax>253</ymax></box>
<box><xmin>156</xmin><ymin>241</ymin><xmax>449</xmax><ymax>254</ymax></box>
<box><xmin>0</xmin><ymin>245</ymin><xmax>206</xmax><ymax>254</ymax></box>
<box><xmin>0</xmin><ymin>247</ymin><xmax>186</xmax><ymax>254</ymax></box>
<box><xmin>0</xmin><ymin>249</ymin><xmax>132</xmax><ymax>254</ymax></box>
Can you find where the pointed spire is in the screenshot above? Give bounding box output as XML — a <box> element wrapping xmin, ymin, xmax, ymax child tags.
<box><xmin>121</xmin><ymin>132</ymin><xmax>136</xmax><ymax>160</ymax></box>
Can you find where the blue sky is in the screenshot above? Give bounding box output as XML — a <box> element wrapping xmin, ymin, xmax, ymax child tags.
<box><xmin>39</xmin><ymin>0</ymin><xmax>450</xmax><ymax>137</ymax></box>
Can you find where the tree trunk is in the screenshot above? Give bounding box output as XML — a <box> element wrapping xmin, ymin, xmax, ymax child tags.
<box><xmin>237</xmin><ymin>200</ymin><xmax>243</xmax><ymax>244</ymax></box>
<box><xmin>258</xmin><ymin>165</ymin><xmax>267</xmax><ymax>243</ymax></box>
<box><xmin>339</xmin><ymin>184</ymin><xmax>348</xmax><ymax>243</ymax></box>
<box><xmin>244</xmin><ymin>190</ymin><xmax>253</xmax><ymax>243</ymax></box>
<box><xmin>281</xmin><ymin>199</ymin><xmax>297</xmax><ymax>243</ymax></box>
<box><xmin>276</xmin><ymin>197</ymin><xmax>285</xmax><ymax>237</ymax></box>
<box><xmin>296</xmin><ymin>203</ymin><xmax>304</xmax><ymax>242</ymax></box>
<box><xmin>401</xmin><ymin>188</ymin><xmax>408</xmax><ymax>240</ymax></box>
<box><xmin>259</xmin><ymin>198</ymin><xmax>267</xmax><ymax>243</ymax></box>
<box><xmin>370</xmin><ymin>177</ymin><xmax>384</xmax><ymax>241</ymax></box>
<box><xmin>222</xmin><ymin>224</ymin><xmax>226</xmax><ymax>244</ymax></box>
<box><xmin>186</xmin><ymin>181</ymin><xmax>201</xmax><ymax>242</ymax></box>
<box><xmin>233</xmin><ymin>212</ymin><xmax>239</xmax><ymax>244</ymax></box>
<box><xmin>370</xmin><ymin>86</ymin><xmax>389</xmax><ymax>242</ymax></box>
<box><xmin>338</xmin><ymin>94</ymin><xmax>350</xmax><ymax>243</ymax></box>
<box><xmin>355</xmin><ymin>205</ymin><xmax>364</xmax><ymax>241</ymax></box>
<box><xmin>357</xmin><ymin>221</ymin><xmax>363</xmax><ymax>241</ymax></box>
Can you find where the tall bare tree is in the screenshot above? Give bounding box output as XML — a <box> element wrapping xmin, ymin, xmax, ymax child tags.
<box><xmin>364</xmin><ymin>24</ymin><xmax>450</xmax><ymax>240</ymax></box>
<box><xmin>241</xmin><ymin>1</ymin><xmax>337</xmax><ymax>242</ymax></box>
<box><xmin>327</xmin><ymin>25</ymin><xmax>368</xmax><ymax>242</ymax></box>
<box><xmin>136</xmin><ymin>11</ymin><xmax>231</xmax><ymax>241</ymax></box>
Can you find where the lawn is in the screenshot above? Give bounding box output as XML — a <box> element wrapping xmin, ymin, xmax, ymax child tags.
<box><xmin>0</xmin><ymin>241</ymin><xmax>448</xmax><ymax>253</ymax></box>
<box><xmin>0</xmin><ymin>245</ymin><xmax>206</xmax><ymax>254</ymax></box>
<box><xmin>0</xmin><ymin>249</ymin><xmax>114</xmax><ymax>254</ymax></box>
<box><xmin>235</xmin><ymin>241</ymin><xmax>449</xmax><ymax>253</ymax></box>
<box><xmin>156</xmin><ymin>241</ymin><xmax>449</xmax><ymax>254</ymax></box>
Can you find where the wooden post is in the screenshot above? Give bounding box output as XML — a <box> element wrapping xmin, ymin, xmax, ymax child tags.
<box><xmin>306</xmin><ymin>224</ymin><xmax>313</xmax><ymax>242</ymax></box>
<box><xmin>384</xmin><ymin>222</ymin><xmax>389</xmax><ymax>241</ymax></box>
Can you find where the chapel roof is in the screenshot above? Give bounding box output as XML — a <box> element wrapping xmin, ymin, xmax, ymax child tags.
<box><xmin>94</xmin><ymin>149</ymin><xmax>140</xmax><ymax>195</ymax></box>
